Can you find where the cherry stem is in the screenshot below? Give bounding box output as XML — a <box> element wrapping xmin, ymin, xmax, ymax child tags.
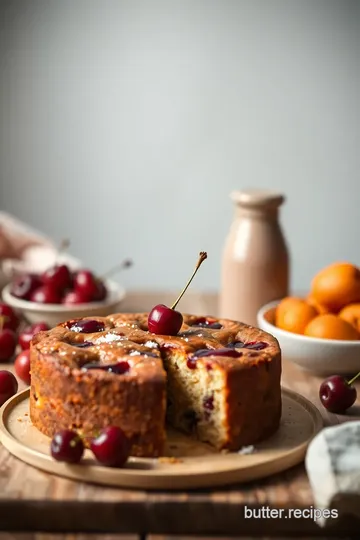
<box><xmin>171</xmin><ymin>252</ymin><xmax>207</xmax><ymax>310</ymax></box>
<box><xmin>101</xmin><ymin>259</ymin><xmax>133</xmax><ymax>280</ymax></box>
<box><xmin>55</xmin><ymin>238</ymin><xmax>70</xmax><ymax>265</ymax></box>
<box><xmin>58</xmin><ymin>238</ymin><xmax>70</xmax><ymax>255</ymax></box>
<box><xmin>347</xmin><ymin>371</ymin><xmax>360</xmax><ymax>386</ymax></box>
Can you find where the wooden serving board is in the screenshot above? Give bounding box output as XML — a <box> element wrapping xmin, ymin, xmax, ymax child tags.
<box><xmin>0</xmin><ymin>387</ymin><xmax>322</xmax><ymax>490</ymax></box>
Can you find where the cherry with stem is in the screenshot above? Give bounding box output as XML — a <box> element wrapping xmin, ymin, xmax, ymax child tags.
<box><xmin>73</xmin><ymin>258</ymin><xmax>133</xmax><ymax>303</ymax></box>
<box><xmin>57</xmin><ymin>238</ymin><xmax>70</xmax><ymax>259</ymax></box>
<box><xmin>148</xmin><ymin>251</ymin><xmax>207</xmax><ymax>336</ymax></box>
<box><xmin>319</xmin><ymin>371</ymin><xmax>360</xmax><ymax>414</ymax></box>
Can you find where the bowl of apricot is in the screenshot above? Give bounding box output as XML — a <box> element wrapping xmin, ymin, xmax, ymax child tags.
<box><xmin>257</xmin><ymin>262</ymin><xmax>360</xmax><ymax>375</ymax></box>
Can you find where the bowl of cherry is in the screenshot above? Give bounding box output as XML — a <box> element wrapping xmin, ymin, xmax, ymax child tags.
<box><xmin>2</xmin><ymin>263</ymin><xmax>126</xmax><ymax>327</ymax></box>
<box><xmin>258</xmin><ymin>300</ymin><xmax>360</xmax><ymax>376</ymax></box>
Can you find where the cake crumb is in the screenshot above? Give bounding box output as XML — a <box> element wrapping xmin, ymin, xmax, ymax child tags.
<box><xmin>24</xmin><ymin>413</ymin><xmax>28</xmax><ymax>416</ymax></box>
<box><xmin>158</xmin><ymin>456</ymin><xmax>183</xmax><ymax>464</ymax></box>
<box><xmin>17</xmin><ymin>418</ymin><xmax>23</xmax><ymax>422</ymax></box>
<box><xmin>238</xmin><ymin>445</ymin><xmax>256</xmax><ymax>455</ymax></box>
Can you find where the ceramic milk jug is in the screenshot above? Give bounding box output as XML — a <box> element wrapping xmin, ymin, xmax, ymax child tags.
<box><xmin>219</xmin><ymin>190</ymin><xmax>289</xmax><ymax>326</ymax></box>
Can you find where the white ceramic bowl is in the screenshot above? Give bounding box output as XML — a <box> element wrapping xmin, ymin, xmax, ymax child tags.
<box><xmin>2</xmin><ymin>281</ymin><xmax>126</xmax><ymax>328</ymax></box>
<box><xmin>257</xmin><ymin>300</ymin><xmax>360</xmax><ymax>376</ymax></box>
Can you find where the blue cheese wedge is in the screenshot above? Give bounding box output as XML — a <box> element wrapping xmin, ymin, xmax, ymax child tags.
<box><xmin>305</xmin><ymin>421</ymin><xmax>360</xmax><ymax>526</ymax></box>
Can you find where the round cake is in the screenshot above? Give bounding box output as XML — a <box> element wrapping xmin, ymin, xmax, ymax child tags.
<box><xmin>30</xmin><ymin>313</ymin><xmax>282</xmax><ymax>457</ymax></box>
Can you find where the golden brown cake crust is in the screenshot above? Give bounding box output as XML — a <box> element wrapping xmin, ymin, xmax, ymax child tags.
<box><xmin>30</xmin><ymin>313</ymin><xmax>282</xmax><ymax>457</ymax></box>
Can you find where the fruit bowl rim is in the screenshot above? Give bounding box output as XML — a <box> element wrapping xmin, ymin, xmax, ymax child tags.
<box><xmin>258</xmin><ymin>300</ymin><xmax>360</xmax><ymax>346</ymax></box>
<box><xmin>1</xmin><ymin>281</ymin><xmax>126</xmax><ymax>313</ymax></box>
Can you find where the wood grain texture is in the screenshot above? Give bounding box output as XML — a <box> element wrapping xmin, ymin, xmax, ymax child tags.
<box><xmin>1</xmin><ymin>291</ymin><xmax>360</xmax><ymax>536</ymax></box>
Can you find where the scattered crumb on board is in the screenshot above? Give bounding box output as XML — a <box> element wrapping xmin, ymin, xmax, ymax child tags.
<box><xmin>158</xmin><ymin>456</ymin><xmax>183</xmax><ymax>464</ymax></box>
<box><xmin>238</xmin><ymin>445</ymin><xmax>256</xmax><ymax>455</ymax></box>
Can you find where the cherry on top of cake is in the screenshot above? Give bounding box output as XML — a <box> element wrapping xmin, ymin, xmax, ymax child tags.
<box><xmin>147</xmin><ymin>251</ymin><xmax>208</xmax><ymax>336</ymax></box>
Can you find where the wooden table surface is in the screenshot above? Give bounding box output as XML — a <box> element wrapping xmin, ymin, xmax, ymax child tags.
<box><xmin>1</xmin><ymin>291</ymin><xmax>360</xmax><ymax>538</ymax></box>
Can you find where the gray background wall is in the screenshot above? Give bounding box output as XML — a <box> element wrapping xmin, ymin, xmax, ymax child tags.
<box><xmin>0</xmin><ymin>0</ymin><xmax>359</xmax><ymax>292</ymax></box>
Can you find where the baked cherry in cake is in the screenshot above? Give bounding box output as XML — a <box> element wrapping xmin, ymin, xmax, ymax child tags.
<box><xmin>191</xmin><ymin>317</ymin><xmax>223</xmax><ymax>330</ymax></box>
<box><xmin>66</xmin><ymin>319</ymin><xmax>105</xmax><ymax>333</ymax></box>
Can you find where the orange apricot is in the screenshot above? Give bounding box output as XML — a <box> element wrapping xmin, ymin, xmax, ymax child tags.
<box><xmin>310</xmin><ymin>262</ymin><xmax>360</xmax><ymax>312</ymax></box>
<box><xmin>304</xmin><ymin>313</ymin><xmax>360</xmax><ymax>340</ymax></box>
<box><xmin>306</xmin><ymin>294</ymin><xmax>330</xmax><ymax>315</ymax></box>
<box><xmin>276</xmin><ymin>297</ymin><xmax>318</xmax><ymax>335</ymax></box>
<box><xmin>338</xmin><ymin>303</ymin><xmax>360</xmax><ymax>332</ymax></box>
<box><xmin>276</xmin><ymin>296</ymin><xmax>304</xmax><ymax>317</ymax></box>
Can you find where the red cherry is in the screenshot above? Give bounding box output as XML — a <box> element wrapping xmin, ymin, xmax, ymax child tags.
<box><xmin>90</xmin><ymin>426</ymin><xmax>130</xmax><ymax>467</ymax></box>
<box><xmin>30</xmin><ymin>285</ymin><xmax>61</xmax><ymax>304</ymax></box>
<box><xmin>10</xmin><ymin>273</ymin><xmax>42</xmax><ymax>300</ymax></box>
<box><xmin>14</xmin><ymin>350</ymin><xmax>31</xmax><ymax>385</ymax></box>
<box><xmin>50</xmin><ymin>430</ymin><xmax>84</xmax><ymax>463</ymax></box>
<box><xmin>0</xmin><ymin>303</ymin><xmax>20</xmax><ymax>331</ymax></box>
<box><xmin>62</xmin><ymin>290</ymin><xmax>91</xmax><ymax>305</ymax></box>
<box><xmin>19</xmin><ymin>322</ymin><xmax>49</xmax><ymax>350</ymax></box>
<box><xmin>74</xmin><ymin>270</ymin><xmax>98</xmax><ymax>299</ymax></box>
<box><xmin>0</xmin><ymin>329</ymin><xmax>17</xmax><ymax>361</ymax></box>
<box><xmin>18</xmin><ymin>327</ymin><xmax>33</xmax><ymax>350</ymax></box>
<box><xmin>32</xmin><ymin>322</ymin><xmax>50</xmax><ymax>333</ymax></box>
<box><xmin>0</xmin><ymin>370</ymin><xmax>18</xmax><ymax>406</ymax></box>
<box><xmin>93</xmin><ymin>280</ymin><xmax>108</xmax><ymax>302</ymax></box>
<box><xmin>148</xmin><ymin>252</ymin><xmax>207</xmax><ymax>336</ymax></box>
<box><xmin>319</xmin><ymin>374</ymin><xmax>358</xmax><ymax>413</ymax></box>
<box><xmin>42</xmin><ymin>264</ymin><xmax>72</xmax><ymax>291</ymax></box>
<box><xmin>148</xmin><ymin>304</ymin><xmax>183</xmax><ymax>335</ymax></box>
